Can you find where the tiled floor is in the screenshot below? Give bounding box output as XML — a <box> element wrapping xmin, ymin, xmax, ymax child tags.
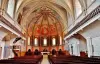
<box><xmin>41</xmin><ymin>55</ymin><xmax>50</xmax><ymax>64</ymax></box>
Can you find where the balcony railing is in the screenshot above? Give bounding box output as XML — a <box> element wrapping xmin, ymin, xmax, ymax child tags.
<box><xmin>65</xmin><ymin>5</ymin><xmax>100</xmax><ymax>37</ymax></box>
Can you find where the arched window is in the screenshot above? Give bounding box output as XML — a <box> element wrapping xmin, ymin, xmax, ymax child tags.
<box><xmin>44</xmin><ymin>38</ymin><xmax>47</xmax><ymax>46</ymax></box>
<box><xmin>60</xmin><ymin>36</ymin><xmax>62</xmax><ymax>45</ymax></box>
<box><xmin>7</xmin><ymin>0</ymin><xmax>15</xmax><ymax>17</ymax></box>
<box><xmin>74</xmin><ymin>0</ymin><xmax>82</xmax><ymax>18</ymax></box>
<box><xmin>0</xmin><ymin>0</ymin><xmax>2</xmax><ymax>7</ymax></box>
<box><xmin>52</xmin><ymin>38</ymin><xmax>56</xmax><ymax>46</ymax></box>
<box><xmin>34</xmin><ymin>38</ymin><xmax>38</xmax><ymax>46</ymax></box>
<box><xmin>28</xmin><ymin>37</ymin><xmax>30</xmax><ymax>45</ymax></box>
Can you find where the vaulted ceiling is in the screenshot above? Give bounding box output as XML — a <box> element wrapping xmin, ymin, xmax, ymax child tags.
<box><xmin>16</xmin><ymin>0</ymin><xmax>75</xmax><ymax>36</ymax></box>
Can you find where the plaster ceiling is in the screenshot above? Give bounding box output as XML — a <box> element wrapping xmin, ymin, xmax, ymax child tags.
<box><xmin>16</xmin><ymin>0</ymin><xmax>74</xmax><ymax>36</ymax></box>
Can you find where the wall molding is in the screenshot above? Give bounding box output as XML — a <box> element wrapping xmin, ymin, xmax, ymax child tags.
<box><xmin>0</xmin><ymin>15</ymin><xmax>24</xmax><ymax>37</ymax></box>
<box><xmin>64</xmin><ymin>5</ymin><xmax>100</xmax><ymax>40</ymax></box>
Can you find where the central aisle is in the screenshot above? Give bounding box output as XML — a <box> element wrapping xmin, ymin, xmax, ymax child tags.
<box><xmin>41</xmin><ymin>55</ymin><xmax>50</xmax><ymax>64</ymax></box>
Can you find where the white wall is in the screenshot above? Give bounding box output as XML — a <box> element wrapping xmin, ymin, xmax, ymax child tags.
<box><xmin>79</xmin><ymin>20</ymin><xmax>100</xmax><ymax>56</ymax></box>
<box><xmin>67</xmin><ymin>0</ymin><xmax>100</xmax><ymax>32</ymax></box>
<box><xmin>68</xmin><ymin>38</ymin><xmax>80</xmax><ymax>56</ymax></box>
<box><xmin>0</xmin><ymin>41</ymin><xmax>5</xmax><ymax>59</ymax></box>
<box><xmin>4</xmin><ymin>38</ymin><xmax>26</xmax><ymax>58</ymax></box>
<box><xmin>79</xmin><ymin>36</ymin><xmax>87</xmax><ymax>52</ymax></box>
<box><xmin>3</xmin><ymin>38</ymin><xmax>16</xmax><ymax>59</ymax></box>
<box><xmin>79</xmin><ymin>20</ymin><xmax>100</xmax><ymax>38</ymax></box>
<box><xmin>92</xmin><ymin>37</ymin><xmax>100</xmax><ymax>56</ymax></box>
<box><xmin>0</xmin><ymin>31</ymin><xmax>7</xmax><ymax>40</ymax></box>
<box><xmin>65</xmin><ymin>34</ymin><xmax>87</xmax><ymax>56</ymax></box>
<box><xmin>0</xmin><ymin>31</ymin><xmax>7</xmax><ymax>59</ymax></box>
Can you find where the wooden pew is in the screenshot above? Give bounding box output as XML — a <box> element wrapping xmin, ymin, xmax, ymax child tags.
<box><xmin>0</xmin><ymin>55</ymin><xmax>43</xmax><ymax>64</ymax></box>
<box><xmin>48</xmin><ymin>55</ymin><xmax>100</xmax><ymax>64</ymax></box>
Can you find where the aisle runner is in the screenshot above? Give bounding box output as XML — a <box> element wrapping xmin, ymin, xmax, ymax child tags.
<box><xmin>41</xmin><ymin>55</ymin><xmax>49</xmax><ymax>64</ymax></box>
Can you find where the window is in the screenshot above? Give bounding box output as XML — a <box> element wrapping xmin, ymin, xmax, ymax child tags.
<box><xmin>43</xmin><ymin>38</ymin><xmax>47</xmax><ymax>46</ymax></box>
<box><xmin>74</xmin><ymin>0</ymin><xmax>82</xmax><ymax>18</ymax></box>
<box><xmin>7</xmin><ymin>0</ymin><xmax>15</xmax><ymax>17</ymax></box>
<box><xmin>0</xmin><ymin>0</ymin><xmax>1</xmax><ymax>7</ymax></box>
<box><xmin>52</xmin><ymin>38</ymin><xmax>56</xmax><ymax>46</ymax></box>
<box><xmin>60</xmin><ymin>36</ymin><xmax>62</xmax><ymax>45</ymax></box>
<box><xmin>28</xmin><ymin>37</ymin><xmax>30</xmax><ymax>45</ymax></box>
<box><xmin>34</xmin><ymin>38</ymin><xmax>38</xmax><ymax>46</ymax></box>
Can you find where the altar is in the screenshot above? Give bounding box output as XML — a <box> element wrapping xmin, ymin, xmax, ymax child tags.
<box><xmin>41</xmin><ymin>52</ymin><xmax>50</xmax><ymax>55</ymax></box>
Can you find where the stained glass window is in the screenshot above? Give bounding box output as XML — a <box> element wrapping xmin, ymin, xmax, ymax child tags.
<box><xmin>34</xmin><ymin>38</ymin><xmax>38</xmax><ymax>46</ymax></box>
<box><xmin>52</xmin><ymin>38</ymin><xmax>56</xmax><ymax>46</ymax></box>
<box><xmin>44</xmin><ymin>38</ymin><xmax>47</xmax><ymax>46</ymax></box>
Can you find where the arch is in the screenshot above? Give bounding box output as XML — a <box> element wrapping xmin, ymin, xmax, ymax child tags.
<box><xmin>16</xmin><ymin>0</ymin><xmax>70</xmax><ymax>30</ymax></box>
<box><xmin>66</xmin><ymin>33</ymin><xmax>87</xmax><ymax>56</ymax></box>
<box><xmin>20</xmin><ymin>2</ymin><xmax>67</xmax><ymax>29</ymax></box>
<box><xmin>16</xmin><ymin>0</ymin><xmax>72</xmax><ymax>15</ymax></box>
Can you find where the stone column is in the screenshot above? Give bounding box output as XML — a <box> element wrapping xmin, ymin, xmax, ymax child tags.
<box><xmin>64</xmin><ymin>40</ymin><xmax>68</xmax><ymax>50</ymax></box>
<box><xmin>77</xmin><ymin>40</ymin><xmax>80</xmax><ymax>56</ymax></box>
<box><xmin>86</xmin><ymin>37</ymin><xmax>93</xmax><ymax>57</ymax></box>
<box><xmin>0</xmin><ymin>41</ymin><xmax>5</xmax><ymax>59</ymax></box>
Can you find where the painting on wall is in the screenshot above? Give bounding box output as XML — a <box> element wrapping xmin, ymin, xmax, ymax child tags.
<box><xmin>34</xmin><ymin>24</ymin><xmax>57</xmax><ymax>36</ymax></box>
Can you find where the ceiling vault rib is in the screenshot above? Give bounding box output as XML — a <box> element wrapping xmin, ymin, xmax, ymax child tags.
<box><xmin>16</xmin><ymin>0</ymin><xmax>76</xmax><ymax>37</ymax></box>
<box><xmin>28</xmin><ymin>15</ymin><xmax>42</xmax><ymax>36</ymax></box>
<box><xmin>48</xmin><ymin>15</ymin><xmax>59</xmax><ymax>36</ymax></box>
<box><xmin>49</xmin><ymin>13</ymin><xmax>63</xmax><ymax>32</ymax></box>
<box><xmin>27</xmin><ymin>14</ymin><xmax>42</xmax><ymax>29</ymax></box>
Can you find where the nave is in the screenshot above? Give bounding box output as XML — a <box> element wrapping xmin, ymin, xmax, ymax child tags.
<box><xmin>0</xmin><ymin>48</ymin><xmax>100</xmax><ymax>64</ymax></box>
<box><xmin>0</xmin><ymin>0</ymin><xmax>100</xmax><ymax>64</ymax></box>
<box><xmin>0</xmin><ymin>53</ymin><xmax>100</xmax><ymax>64</ymax></box>
<box><xmin>41</xmin><ymin>55</ymin><xmax>49</xmax><ymax>64</ymax></box>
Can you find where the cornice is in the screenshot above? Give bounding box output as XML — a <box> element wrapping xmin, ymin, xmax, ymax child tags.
<box><xmin>0</xmin><ymin>15</ymin><xmax>24</xmax><ymax>37</ymax></box>
<box><xmin>64</xmin><ymin>5</ymin><xmax>100</xmax><ymax>39</ymax></box>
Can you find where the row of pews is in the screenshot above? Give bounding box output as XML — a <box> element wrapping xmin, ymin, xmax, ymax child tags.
<box><xmin>48</xmin><ymin>55</ymin><xmax>100</xmax><ymax>64</ymax></box>
<box><xmin>0</xmin><ymin>55</ymin><xmax>43</xmax><ymax>64</ymax></box>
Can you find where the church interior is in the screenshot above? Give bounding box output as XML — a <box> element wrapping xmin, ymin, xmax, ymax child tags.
<box><xmin>0</xmin><ymin>0</ymin><xmax>100</xmax><ymax>64</ymax></box>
